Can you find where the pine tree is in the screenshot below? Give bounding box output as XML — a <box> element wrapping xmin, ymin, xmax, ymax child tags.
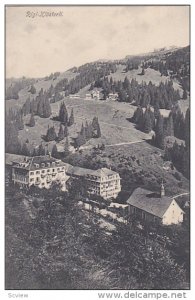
<box><xmin>29</xmin><ymin>85</ymin><xmax>36</xmax><ymax>94</ymax></box>
<box><xmin>92</xmin><ymin>117</ymin><xmax>101</xmax><ymax>138</ymax></box>
<box><xmin>16</xmin><ymin>109</ymin><xmax>24</xmax><ymax>130</ymax></box>
<box><xmin>51</xmin><ymin>144</ymin><xmax>58</xmax><ymax>158</ymax></box>
<box><xmin>64</xmin><ymin>123</ymin><xmax>68</xmax><ymax>137</ymax></box>
<box><xmin>85</xmin><ymin>121</ymin><xmax>93</xmax><ymax>140</ymax></box>
<box><xmin>5</xmin><ymin>119</ymin><xmax>21</xmax><ymax>154</ymax></box>
<box><xmin>164</xmin><ymin>113</ymin><xmax>174</xmax><ymax>136</ymax></box>
<box><xmin>22</xmin><ymin>97</ymin><xmax>31</xmax><ymax>115</ymax></box>
<box><xmin>75</xmin><ymin>133</ymin><xmax>85</xmax><ymax>149</ymax></box>
<box><xmin>38</xmin><ymin>143</ymin><xmax>45</xmax><ymax>155</ymax></box>
<box><xmin>154</xmin><ymin>105</ymin><xmax>160</xmax><ymax>119</ymax></box>
<box><xmin>68</xmin><ymin>108</ymin><xmax>74</xmax><ymax>126</ymax></box>
<box><xmin>154</xmin><ymin>115</ymin><xmax>165</xmax><ymax>149</ymax></box>
<box><xmin>28</xmin><ymin>113</ymin><xmax>35</xmax><ymax>127</ymax></box>
<box><xmin>46</xmin><ymin>126</ymin><xmax>57</xmax><ymax>141</ymax></box>
<box><xmin>143</xmin><ymin>108</ymin><xmax>152</xmax><ymax>133</ymax></box>
<box><xmin>43</xmin><ymin>97</ymin><xmax>52</xmax><ymax>118</ymax></box>
<box><xmin>58</xmin><ymin>124</ymin><xmax>65</xmax><ymax>141</ymax></box>
<box><xmin>64</xmin><ymin>137</ymin><xmax>70</xmax><ymax>157</ymax></box>
<box><xmin>137</xmin><ymin>108</ymin><xmax>144</xmax><ymax>130</ymax></box>
<box><xmin>132</xmin><ymin>106</ymin><xmax>143</xmax><ymax>124</ymax></box>
<box><xmin>59</xmin><ymin>102</ymin><xmax>68</xmax><ymax>124</ymax></box>
<box><xmin>80</xmin><ymin>122</ymin><xmax>87</xmax><ymax>141</ymax></box>
<box><xmin>37</xmin><ymin>90</ymin><xmax>51</xmax><ymax>118</ymax></box>
<box><xmin>21</xmin><ymin>142</ymin><xmax>30</xmax><ymax>156</ymax></box>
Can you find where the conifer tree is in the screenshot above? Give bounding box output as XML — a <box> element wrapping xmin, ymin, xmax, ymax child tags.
<box><xmin>16</xmin><ymin>109</ymin><xmax>24</xmax><ymax>130</ymax></box>
<box><xmin>154</xmin><ymin>115</ymin><xmax>165</xmax><ymax>149</ymax></box>
<box><xmin>58</xmin><ymin>124</ymin><xmax>65</xmax><ymax>141</ymax></box>
<box><xmin>164</xmin><ymin>113</ymin><xmax>174</xmax><ymax>137</ymax></box>
<box><xmin>68</xmin><ymin>108</ymin><xmax>74</xmax><ymax>126</ymax></box>
<box><xmin>43</xmin><ymin>97</ymin><xmax>52</xmax><ymax>118</ymax></box>
<box><xmin>64</xmin><ymin>137</ymin><xmax>70</xmax><ymax>157</ymax></box>
<box><xmin>75</xmin><ymin>133</ymin><xmax>85</xmax><ymax>149</ymax></box>
<box><xmin>92</xmin><ymin>117</ymin><xmax>101</xmax><ymax>138</ymax></box>
<box><xmin>51</xmin><ymin>144</ymin><xmax>58</xmax><ymax>158</ymax></box>
<box><xmin>28</xmin><ymin>113</ymin><xmax>35</xmax><ymax>127</ymax></box>
<box><xmin>22</xmin><ymin>97</ymin><xmax>31</xmax><ymax>115</ymax></box>
<box><xmin>46</xmin><ymin>126</ymin><xmax>57</xmax><ymax>141</ymax></box>
<box><xmin>64</xmin><ymin>123</ymin><xmax>68</xmax><ymax>137</ymax></box>
<box><xmin>38</xmin><ymin>143</ymin><xmax>45</xmax><ymax>155</ymax></box>
<box><xmin>21</xmin><ymin>142</ymin><xmax>30</xmax><ymax>156</ymax></box>
<box><xmin>59</xmin><ymin>102</ymin><xmax>68</xmax><ymax>124</ymax></box>
<box><xmin>29</xmin><ymin>85</ymin><xmax>36</xmax><ymax>94</ymax></box>
<box><xmin>85</xmin><ymin>121</ymin><xmax>93</xmax><ymax>140</ymax></box>
<box><xmin>143</xmin><ymin>108</ymin><xmax>152</xmax><ymax>133</ymax></box>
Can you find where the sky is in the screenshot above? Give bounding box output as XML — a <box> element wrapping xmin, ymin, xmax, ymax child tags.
<box><xmin>6</xmin><ymin>5</ymin><xmax>190</xmax><ymax>78</ymax></box>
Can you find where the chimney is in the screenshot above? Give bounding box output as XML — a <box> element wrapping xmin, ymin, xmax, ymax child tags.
<box><xmin>160</xmin><ymin>180</ymin><xmax>165</xmax><ymax>197</ymax></box>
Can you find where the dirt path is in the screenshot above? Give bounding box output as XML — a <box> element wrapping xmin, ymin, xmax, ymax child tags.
<box><xmin>172</xmin><ymin>192</ymin><xmax>190</xmax><ymax>199</ymax></box>
<box><xmin>105</xmin><ymin>140</ymin><xmax>146</xmax><ymax>147</ymax></box>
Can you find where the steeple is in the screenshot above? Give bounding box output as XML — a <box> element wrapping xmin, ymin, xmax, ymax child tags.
<box><xmin>160</xmin><ymin>180</ymin><xmax>165</xmax><ymax>197</ymax></box>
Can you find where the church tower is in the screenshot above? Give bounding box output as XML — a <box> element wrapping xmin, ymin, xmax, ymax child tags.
<box><xmin>160</xmin><ymin>180</ymin><xmax>165</xmax><ymax>197</ymax></box>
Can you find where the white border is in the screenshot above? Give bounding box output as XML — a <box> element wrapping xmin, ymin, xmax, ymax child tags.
<box><xmin>0</xmin><ymin>1</ymin><xmax>193</xmax><ymax>300</ymax></box>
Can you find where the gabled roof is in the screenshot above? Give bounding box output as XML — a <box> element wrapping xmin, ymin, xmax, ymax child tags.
<box><xmin>10</xmin><ymin>155</ymin><xmax>65</xmax><ymax>171</ymax></box>
<box><xmin>92</xmin><ymin>168</ymin><xmax>118</xmax><ymax>177</ymax></box>
<box><xmin>126</xmin><ymin>187</ymin><xmax>180</xmax><ymax>218</ymax></box>
<box><xmin>66</xmin><ymin>166</ymin><xmax>118</xmax><ymax>178</ymax></box>
<box><xmin>6</xmin><ymin>153</ymin><xmax>26</xmax><ymax>166</ymax></box>
<box><xmin>66</xmin><ymin>165</ymin><xmax>95</xmax><ymax>177</ymax></box>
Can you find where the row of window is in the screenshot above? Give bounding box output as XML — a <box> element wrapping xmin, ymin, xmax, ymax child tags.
<box><xmin>30</xmin><ymin>167</ymin><xmax>65</xmax><ymax>176</ymax></box>
<box><xmin>34</xmin><ymin>161</ymin><xmax>62</xmax><ymax>168</ymax></box>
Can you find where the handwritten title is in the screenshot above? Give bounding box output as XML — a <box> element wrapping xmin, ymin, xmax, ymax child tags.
<box><xmin>26</xmin><ymin>11</ymin><xmax>63</xmax><ymax>18</ymax></box>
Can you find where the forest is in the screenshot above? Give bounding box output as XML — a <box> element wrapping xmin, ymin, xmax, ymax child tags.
<box><xmin>93</xmin><ymin>76</ymin><xmax>181</xmax><ymax>109</ymax></box>
<box><xmin>5</xmin><ymin>179</ymin><xmax>189</xmax><ymax>289</ymax></box>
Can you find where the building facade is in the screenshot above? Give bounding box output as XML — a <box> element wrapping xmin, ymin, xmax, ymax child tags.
<box><xmin>11</xmin><ymin>155</ymin><xmax>69</xmax><ymax>191</ymax></box>
<box><xmin>86</xmin><ymin>168</ymin><xmax>121</xmax><ymax>200</ymax></box>
<box><xmin>7</xmin><ymin>154</ymin><xmax>121</xmax><ymax>199</ymax></box>
<box><xmin>66</xmin><ymin>166</ymin><xmax>121</xmax><ymax>200</ymax></box>
<box><xmin>127</xmin><ymin>185</ymin><xmax>184</xmax><ymax>225</ymax></box>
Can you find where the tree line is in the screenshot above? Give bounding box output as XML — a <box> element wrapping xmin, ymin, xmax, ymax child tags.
<box><xmin>93</xmin><ymin>76</ymin><xmax>180</xmax><ymax>109</ymax></box>
<box><xmin>6</xmin><ymin>78</ymin><xmax>36</xmax><ymax>100</ymax></box>
<box><xmin>145</xmin><ymin>46</ymin><xmax>190</xmax><ymax>92</ymax></box>
<box><xmin>52</xmin><ymin>62</ymin><xmax>117</xmax><ymax>98</ymax></box>
<box><xmin>22</xmin><ymin>88</ymin><xmax>52</xmax><ymax>118</ymax></box>
<box><xmin>75</xmin><ymin>117</ymin><xmax>101</xmax><ymax>149</ymax></box>
<box><xmin>164</xmin><ymin>108</ymin><xmax>190</xmax><ymax>179</ymax></box>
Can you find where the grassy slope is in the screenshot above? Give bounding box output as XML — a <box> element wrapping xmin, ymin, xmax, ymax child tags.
<box><xmin>19</xmin><ymin>98</ymin><xmax>152</xmax><ymax>148</ymax></box>
<box><xmin>5</xmin><ymin>70</ymin><xmax>78</xmax><ymax>111</ymax></box>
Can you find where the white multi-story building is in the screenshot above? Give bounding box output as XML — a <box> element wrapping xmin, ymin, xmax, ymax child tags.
<box><xmin>7</xmin><ymin>154</ymin><xmax>121</xmax><ymax>200</ymax></box>
<box><xmin>66</xmin><ymin>166</ymin><xmax>121</xmax><ymax>200</ymax></box>
<box><xmin>11</xmin><ymin>155</ymin><xmax>69</xmax><ymax>191</ymax></box>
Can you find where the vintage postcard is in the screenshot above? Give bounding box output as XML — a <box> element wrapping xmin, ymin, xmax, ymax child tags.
<box><xmin>5</xmin><ymin>5</ymin><xmax>190</xmax><ymax>292</ymax></box>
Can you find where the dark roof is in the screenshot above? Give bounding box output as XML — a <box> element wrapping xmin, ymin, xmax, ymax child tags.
<box><xmin>66</xmin><ymin>165</ymin><xmax>95</xmax><ymax>177</ymax></box>
<box><xmin>127</xmin><ymin>187</ymin><xmax>175</xmax><ymax>218</ymax></box>
<box><xmin>10</xmin><ymin>155</ymin><xmax>65</xmax><ymax>171</ymax></box>
<box><xmin>66</xmin><ymin>166</ymin><xmax>118</xmax><ymax>178</ymax></box>
<box><xmin>6</xmin><ymin>153</ymin><xmax>26</xmax><ymax>166</ymax></box>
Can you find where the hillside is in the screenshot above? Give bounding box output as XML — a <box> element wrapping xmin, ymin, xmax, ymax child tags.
<box><xmin>5</xmin><ymin>46</ymin><xmax>190</xmax><ymax>186</ymax></box>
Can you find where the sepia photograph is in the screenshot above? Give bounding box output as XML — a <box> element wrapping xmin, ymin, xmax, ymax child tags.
<box><xmin>5</xmin><ymin>5</ymin><xmax>190</xmax><ymax>291</ymax></box>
